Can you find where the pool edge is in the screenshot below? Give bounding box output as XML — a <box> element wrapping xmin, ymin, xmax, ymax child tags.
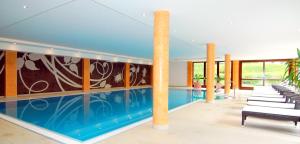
<box><xmin>0</xmin><ymin>113</ymin><xmax>82</xmax><ymax>144</ymax></box>
<box><xmin>83</xmin><ymin>99</ymin><xmax>202</xmax><ymax>144</ymax></box>
<box><xmin>0</xmin><ymin>99</ymin><xmax>202</xmax><ymax>144</ymax></box>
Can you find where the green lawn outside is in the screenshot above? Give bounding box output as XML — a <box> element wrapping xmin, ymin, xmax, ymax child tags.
<box><xmin>193</xmin><ymin>62</ymin><xmax>287</xmax><ymax>87</ymax></box>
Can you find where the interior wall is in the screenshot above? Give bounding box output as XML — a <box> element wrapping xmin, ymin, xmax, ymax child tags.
<box><xmin>1</xmin><ymin>49</ymin><xmax>152</xmax><ymax>96</ymax></box>
<box><xmin>130</xmin><ymin>64</ymin><xmax>151</xmax><ymax>86</ymax></box>
<box><xmin>90</xmin><ymin>60</ymin><xmax>125</xmax><ymax>89</ymax></box>
<box><xmin>17</xmin><ymin>52</ymin><xmax>83</xmax><ymax>95</ymax></box>
<box><xmin>0</xmin><ymin>50</ymin><xmax>4</xmax><ymax>96</ymax></box>
<box><xmin>169</xmin><ymin>61</ymin><xmax>187</xmax><ymax>86</ymax></box>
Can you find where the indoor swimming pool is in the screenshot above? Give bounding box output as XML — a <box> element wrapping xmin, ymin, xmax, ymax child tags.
<box><xmin>0</xmin><ymin>88</ymin><xmax>210</xmax><ymax>143</ymax></box>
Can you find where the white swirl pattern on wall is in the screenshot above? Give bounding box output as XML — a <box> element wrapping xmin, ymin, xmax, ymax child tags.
<box><xmin>18</xmin><ymin>53</ymin><xmax>126</xmax><ymax>94</ymax></box>
<box><xmin>130</xmin><ymin>64</ymin><xmax>148</xmax><ymax>86</ymax></box>
<box><xmin>90</xmin><ymin>60</ymin><xmax>124</xmax><ymax>89</ymax></box>
<box><xmin>18</xmin><ymin>53</ymin><xmax>83</xmax><ymax>94</ymax></box>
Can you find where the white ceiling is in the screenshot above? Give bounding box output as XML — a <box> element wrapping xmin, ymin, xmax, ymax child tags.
<box><xmin>0</xmin><ymin>0</ymin><xmax>300</xmax><ymax>60</ymax></box>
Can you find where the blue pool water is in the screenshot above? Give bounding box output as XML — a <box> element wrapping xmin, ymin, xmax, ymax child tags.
<box><xmin>0</xmin><ymin>88</ymin><xmax>211</xmax><ymax>141</ymax></box>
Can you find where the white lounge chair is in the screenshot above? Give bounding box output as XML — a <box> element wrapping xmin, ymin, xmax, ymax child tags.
<box><xmin>247</xmin><ymin>96</ymin><xmax>286</xmax><ymax>103</ymax></box>
<box><xmin>247</xmin><ymin>101</ymin><xmax>295</xmax><ymax>109</ymax></box>
<box><xmin>242</xmin><ymin>106</ymin><xmax>300</xmax><ymax>126</ymax></box>
<box><xmin>252</xmin><ymin>91</ymin><xmax>280</xmax><ymax>95</ymax></box>
<box><xmin>251</xmin><ymin>94</ymin><xmax>283</xmax><ymax>98</ymax></box>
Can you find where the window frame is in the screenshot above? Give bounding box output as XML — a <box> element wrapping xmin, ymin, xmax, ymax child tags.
<box><xmin>239</xmin><ymin>59</ymin><xmax>289</xmax><ymax>90</ymax></box>
<box><xmin>193</xmin><ymin>61</ymin><xmax>232</xmax><ymax>87</ymax></box>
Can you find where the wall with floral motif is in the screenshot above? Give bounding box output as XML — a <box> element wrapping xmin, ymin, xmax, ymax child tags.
<box><xmin>1</xmin><ymin>50</ymin><xmax>152</xmax><ymax>96</ymax></box>
<box><xmin>17</xmin><ymin>52</ymin><xmax>83</xmax><ymax>95</ymax></box>
<box><xmin>90</xmin><ymin>60</ymin><xmax>125</xmax><ymax>88</ymax></box>
<box><xmin>130</xmin><ymin>64</ymin><xmax>151</xmax><ymax>86</ymax></box>
<box><xmin>0</xmin><ymin>50</ymin><xmax>4</xmax><ymax>96</ymax></box>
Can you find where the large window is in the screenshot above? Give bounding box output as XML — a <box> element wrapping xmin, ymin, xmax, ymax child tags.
<box><xmin>218</xmin><ymin>62</ymin><xmax>225</xmax><ymax>85</ymax></box>
<box><xmin>193</xmin><ymin>62</ymin><xmax>205</xmax><ymax>84</ymax></box>
<box><xmin>193</xmin><ymin>61</ymin><xmax>229</xmax><ymax>86</ymax></box>
<box><xmin>241</xmin><ymin>61</ymin><xmax>286</xmax><ymax>88</ymax></box>
<box><xmin>265</xmin><ymin>62</ymin><xmax>286</xmax><ymax>85</ymax></box>
<box><xmin>241</xmin><ymin>62</ymin><xmax>264</xmax><ymax>87</ymax></box>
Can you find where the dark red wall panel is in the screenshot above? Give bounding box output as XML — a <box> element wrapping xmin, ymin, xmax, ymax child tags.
<box><xmin>0</xmin><ymin>50</ymin><xmax>4</xmax><ymax>96</ymax></box>
<box><xmin>130</xmin><ymin>64</ymin><xmax>151</xmax><ymax>86</ymax></box>
<box><xmin>90</xmin><ymin>60</ymin><xmax>125</xmax><ymax>89</ymax></box>
<box><xmin>17</xmin><ymin>52</ymin><xmax>83</xmax><ymax>95</ymax></box>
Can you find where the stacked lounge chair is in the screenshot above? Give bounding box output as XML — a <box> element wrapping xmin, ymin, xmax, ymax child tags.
<box><xmin>241</xmin><ymin>84</ymin><xmax>300</xmax><ymax>126</ymax></box>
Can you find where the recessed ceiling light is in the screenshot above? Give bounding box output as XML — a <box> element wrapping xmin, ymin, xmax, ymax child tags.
<box><xmin>23</xmin><ymin>5</ymin><xmax>28</xmax><ymax>9</ymax></box>
<box><xmin>142</xmin><ymin>13</ymin><xmax>146</xmax><ymax>17</ymax></box>
<box><xmin>46</xmin><ymin>48</ymin><xmax>54</xmax><ymax>54</ymax></box>
<box><xmin>74</xmin><ymin>52</ymin><xmax>81</xmax><ymax>57</ymax></box>
<box><xmin>9</xmin><ymin>43</ymin><xmax>17</xmax><ymax>50</ymax></box>
<box><xmin>113</xmin><ymin>58</ymin><xmax>118</xmax><ymax>62</ymax></box>
<box><xmin>192</xmin><ymin>39</ymin><xmax>195</xmax><ymax>42</ymax></box>
<box><xmin>96</xmin><ymin>55</ymin><xmax>101</xmax><ymax>60</ymax></box>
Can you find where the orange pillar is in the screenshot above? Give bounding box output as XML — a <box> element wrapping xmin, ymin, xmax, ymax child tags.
<box><xmin>5</xmin><ymin>51</ymin><xmax>17</xmax><ymax>97</ymax></box>
<box><xmin>232</xmin><ymin>60</ymin><xmax>239</xmax><ymax>89</ymax></box>
<box><xmin>224</xmin><ymin>54</ymin><xmax>231</xmax><ymax>95</ymax></box>
<box><xmin>187</xmin><ymin>61</ymin><xmax>193</xmax><ymax>87</ymax></box>
<box><xmin>153</xmin><ymin>10</ymin><xmax>169</xmax><ymax>129</ymax></box>
<box><xmin>206</xmin><ymin>43</ymin><xmax>215</xmax><ymax>103</ymax></box>
<box><xmin>125</xmin><ymin>63</ymin><xmax>130</xmax><ymax>89</ymax></box>
<box><xmin>82</xmin><ymin>58</ymin><xmax>90</xmax><ymax>92</ymax></box>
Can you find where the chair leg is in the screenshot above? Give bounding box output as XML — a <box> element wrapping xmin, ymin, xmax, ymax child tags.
<box><xmin>242</xmin><ymin>115</ymin><xmax>246</xmax><ymax>126</ymax></box>
<box><xmin>294</xmin><ymin>121</ymin><xmax>298</xmax><ymax>126</ymax></box>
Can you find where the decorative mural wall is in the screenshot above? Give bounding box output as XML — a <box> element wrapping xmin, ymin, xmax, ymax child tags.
<box><xmin>0</xmin><ymin>49</ymin><xmax>152</xmax><ymax>96</ymax></box>
<box><xmin>17</xmin><ymin>52</ymin><xmax>83</xmax><ymax>95</ymax></box>
<box><xmin>130</xmin><ymin>64</ymin><xmax>151</xmax><ymax>86</ymax></box>
<box><xmin>0</xmin><ymin>50</ymin><xmax>4</xmax><ymax>96</ymax></box>
<box><xmin>90</xmin><ymin>60</ymin><xmax>125</xmax><ymax>89</ymax></box>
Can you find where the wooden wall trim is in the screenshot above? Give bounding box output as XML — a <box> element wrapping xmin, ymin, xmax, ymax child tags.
<box><xmin>125</xmin><ymin>63</ymin><xmax>130</xmax><ymax>89</ymax></box>
<box><xmin>187</xmin><ymin>61</ymin><xmax>193</xmax><ymax>87</ymax></box>
<box><xmin>5</xmin><ymin>51</ymin><xmax>17</xmax><ymax>97</ymax></box>
<box><xmin>82</xmin><ymin>58</ymin><xmax>90</xmax><ymax>92</ymax></box>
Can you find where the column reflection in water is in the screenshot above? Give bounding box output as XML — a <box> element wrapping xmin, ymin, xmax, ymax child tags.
<box><xmin>192</xmin><ymin>89</ymin><xmax>204</xmax><ymax>101</ymax></box>
<box><xmin>83</xmin><ymin>94</ymin><xmax>90</xmax><ymax>125</ymax></box>
<box><xmin>187</xmin><ymin>89</ymin><xmax>193</xmax><ymax>102</ymax></box>
<box><xmin>6</xmin><ymin>101</ymin><xmax>17</xmax><ymax>117</ymax></box>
